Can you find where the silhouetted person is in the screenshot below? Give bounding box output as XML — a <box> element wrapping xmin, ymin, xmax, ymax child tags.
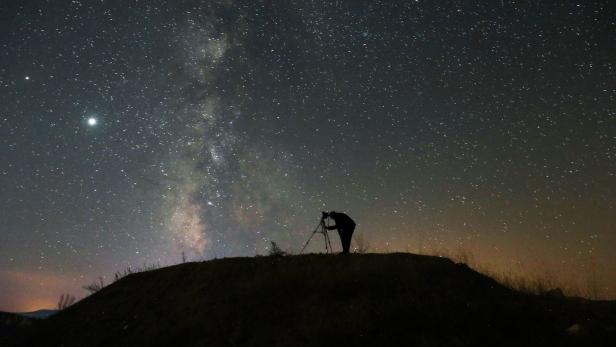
<box><xmin>322</xmin><ymin>211</ymin><xmax>356</xmax><ymax>254</ymax></box>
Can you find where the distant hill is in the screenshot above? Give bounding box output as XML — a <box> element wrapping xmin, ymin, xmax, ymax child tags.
<box><xmin>16</xmin><ymin>309</ymin><xmax>57</xmax><ymax>319</ymax></box>
<box><xmin>3</xmin><ymin>253</ymin><xmax>615</xmax><ymax>346</ymax></box>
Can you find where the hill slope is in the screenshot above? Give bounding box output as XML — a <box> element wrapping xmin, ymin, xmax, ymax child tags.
<box><xmin>4</xmin><ymin>253</ymin><xmax>616</xmax><ymax>346</ymax></box>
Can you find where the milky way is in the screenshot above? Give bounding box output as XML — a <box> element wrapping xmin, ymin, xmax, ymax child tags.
<box><xmin>1</xmin><ymin>1</ymin><xmax>615</xmax><ymax>311</ymax></box>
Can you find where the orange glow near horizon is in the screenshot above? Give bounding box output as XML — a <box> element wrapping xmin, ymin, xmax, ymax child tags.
<box><xmin>0</xmin><ymin>270</ymin><xmax>86</xmax><ymax>313</ymax></box>
<box><xmin>2</xmin><ymin>224</ymin><xmax>614</xmax><ymax>313</ymax></box>
<box><xmin>362</xmin><ymin>231</ymin><xmax>616</xmax><ymax>299</ymax></box>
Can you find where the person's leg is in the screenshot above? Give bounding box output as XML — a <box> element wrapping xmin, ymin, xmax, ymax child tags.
<box><xmin>336</xmin><ymin>230</ymin><xmax>345</xmax><ymax>253</ymax></box>
<box><xmin>346</xmin><ymin>226</ymin><xmax>355</xmax><ymax>253</ymax></box>
<box><xmin>340</xmin><ymin>229</ymin><xmax>352</xmax><ymax>254</ymax></box>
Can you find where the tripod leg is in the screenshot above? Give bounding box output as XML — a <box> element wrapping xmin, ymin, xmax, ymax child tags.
<box><xmin>300</xmin><ymin>220</ymin><xmax>326</xmax><ymax>254</ymax></box>
<box><xmin>300</xmin><ymin>229</ymin><xmax>318</xmax><ymax>254</ymax></box>
<box><xmin>323</xmin><ymin>232</ymin><xmax>329</xmax><ymax>253</ymax></box>
<box><xmin>326</xmin><ymin>233</ymin><xmax>333</xmax><ymax>253</ymax></box>
<box><xmin>323</xmin><ymin>232</ymin><xmax>333</xmax><ymax>253</ymax></box>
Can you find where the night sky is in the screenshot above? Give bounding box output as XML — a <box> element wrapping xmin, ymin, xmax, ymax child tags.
<box><xmin>1</xmin><ymin>1</ymin><xmax>615</xmax><ymax>312</ymax></box>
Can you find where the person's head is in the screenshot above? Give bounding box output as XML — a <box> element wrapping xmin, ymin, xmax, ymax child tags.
<box><xmin>321</xmin><ymin>211</ymin><xmax>330</xmax><ymax>220</ymax></box>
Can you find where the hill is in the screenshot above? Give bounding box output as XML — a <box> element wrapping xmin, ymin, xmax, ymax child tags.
<box><xmin>16</xmin><ymin>309</ymin><xmax>57</xmax><ymax>319</ymax></box>
<box><xmin>2</xmin><ymin>253</ymin><xmax>615</xmax><ymax>346</ymax></box>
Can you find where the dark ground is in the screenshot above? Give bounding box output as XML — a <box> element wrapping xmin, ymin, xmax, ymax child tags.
<box><xmin>0</xmin><ymin>312</ymin><xmax>33</xmax><ymax>337</ymax></box>
<box><xmin>2</xmin><ymin>253</ymin><xmax>615</xmax><ymax>346</ymax></box>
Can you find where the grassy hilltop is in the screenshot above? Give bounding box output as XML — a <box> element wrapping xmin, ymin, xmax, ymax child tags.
<box><xmin>2</xmin><ymin>253</ymin><xmax>615</xmax><ymax>346</ymax></box>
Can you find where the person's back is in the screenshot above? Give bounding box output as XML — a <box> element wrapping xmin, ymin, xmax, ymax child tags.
<box><xmin>329</xmin><ymin>212</ymin><xmax>355</xmax><ymax>229</ymax></box>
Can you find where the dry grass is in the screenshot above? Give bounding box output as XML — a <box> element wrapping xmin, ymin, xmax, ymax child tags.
<box><xmin>81</xmin><ymin>263</ymin><xmax>161</xmax><ymax>297</ymax></box>
<box><xmin>416</xmin><ymin>245</ymin><xmax>605</xmax><ymax>299</ymax></box>
<box><xmin>364</xmin><ymin>240</ymin><xmax>606</xmax><ymax>300</ymax></box>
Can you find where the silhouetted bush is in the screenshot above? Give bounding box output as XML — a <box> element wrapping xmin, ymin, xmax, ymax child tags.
<box><xmin>353</xmin><ymin>233</ymin><xmax>370</xmax><ymax>253</ymax></box>
<box><xmin>57</xmin><ymin>294</ymin><xmax>75</xmax><ymax>310</ymax></box>
<box><xmin>83</xmin><ymin>277</ymin><xmax>105</xmax><ymax>294</ymax></box>
<box><xmin>268</xmin><ymin>241</ymin><xmax>287</xmax><ymax>257</ymax></box>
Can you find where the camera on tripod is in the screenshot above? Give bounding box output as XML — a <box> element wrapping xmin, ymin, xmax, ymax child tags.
<box><xmin>321</xmin><ymin>211</ymin><xmax>330</xmax><ymax>221</ymax></box>
<box><xmin>300</xmin><ymin>211</ymin><xmax>334</xmax><ymax>254</ymax></box>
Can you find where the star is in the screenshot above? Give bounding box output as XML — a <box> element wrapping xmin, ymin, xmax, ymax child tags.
<box><xmin>87</xmin><ymin>117</ymin><xmax>98</xmax><ymax>126</ymax></box>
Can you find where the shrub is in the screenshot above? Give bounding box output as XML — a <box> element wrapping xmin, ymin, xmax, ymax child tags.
<box><xmin>83</xmin><ymin>277</ymin><xmax>105</xmax><ymax>294</ymax></box>
<box><xmin>268</xmin><ymin>241</ymin><xmax>287</xmax><ymax>257</ymax></box>
<box><xmin>57</xmin><ymin>293</ymin><xmax>75</xmax><ymax>310</ymax></box>
<box><xmin>353</xmin><ymin>233</ymin><xmax>370</xmax><ymax>254</ymax></box>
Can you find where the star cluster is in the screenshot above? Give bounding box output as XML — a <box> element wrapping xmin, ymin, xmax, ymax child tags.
<box><xmin>1</xmin><ymin>1</ymin><xmax>615</xmax><ymax>311</ymax></box>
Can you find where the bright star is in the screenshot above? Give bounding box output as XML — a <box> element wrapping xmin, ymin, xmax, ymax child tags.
<box><xmin>87</xmin><ymin>117</ymin><xmax>98</xmax><ymax>126</ymax></box>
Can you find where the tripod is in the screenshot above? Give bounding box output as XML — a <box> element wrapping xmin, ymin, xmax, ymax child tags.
<box><xmin>300</xmin><ymin>217</ymin><xmax>334</xmax><ymax>254</ymax></box>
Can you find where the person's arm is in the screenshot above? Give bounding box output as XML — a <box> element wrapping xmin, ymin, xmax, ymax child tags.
<box><xmin>325</xmin><ymin>224</ymin><xmax>337</xmax><ymax>230</ymax></box>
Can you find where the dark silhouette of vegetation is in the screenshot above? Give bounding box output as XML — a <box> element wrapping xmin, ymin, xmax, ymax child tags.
<box><xmin>423</xmin><ymin>246</ymin><xmax>606</xmax><ymax>299</ymax></box>
<box><xmin>113</xmin><ymin>264</ymin><xmax>159</xmax><ymax>283</ymax></box>
<box><xmin>57</xmin><ymin>294</ymin><xmax>75</xmax><ymax>310</ymax></box>
<box><xmin>82</xmin><ymin>264</ymin><xmax>161</xmax><ymax>295</ymax></box>
<box><xmin>353</xmin><ymin>233</ymin><xmax>370</xmax><ymax>253</ymax></box>
<box><xmin>267</xmin><ymin>241</ymin><xmax>287</xmax><ymax>257</ymax></box>
<box><xmin>82</xmin><ymin>277</ymin><xmax>105</xmax><ymax>294</ymax></box>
